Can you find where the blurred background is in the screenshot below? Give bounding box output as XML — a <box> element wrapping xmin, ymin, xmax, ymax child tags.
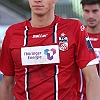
<box><xmin>0</xmin><ymin>0</ymin><xmax>85</xmax><ymax>81</ymax></box>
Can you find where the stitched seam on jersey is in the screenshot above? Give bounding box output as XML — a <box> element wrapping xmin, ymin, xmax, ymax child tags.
<box><xmin>79</xmin><ymin>69</ymin><xmax>83</xmax><ymax>92</ymax></box>
<box><xmin>54</xmin><ymin>65</ymin><xmax>59</xmax><ymax>100</ymax></box>
<box><xmin>25</xmin><ymin>68</ymin><xmax>30</xmax><ymax>100</ymax></box>
<box><xmin>24</xmin><ymin>26</ymin><xmax>30</xmax><ymax>100</ymax></box>
<box><xmin>23</xmin><ymin>26</ymin><xmax>28</xmax><ymax>46</ymax></box>
<box><xmin>53</xmin><ymin>23</ymin><xmax>59</xmax><ymax>100</ymax></box>
<box><xmin>79</xmin><ymin>69</ymin><xmax>85</xmax><ymax>100</ymax></box>
<box><xmin>53</xmin><ymin>23</ymin><xmax>58</xmax><ymax>43</ymax></box>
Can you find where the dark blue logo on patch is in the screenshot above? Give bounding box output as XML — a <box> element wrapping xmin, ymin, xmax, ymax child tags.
<box><xmin>85</xmin><ymin>36</ymin><xmax>94</xmax><ymax>52</ymax></box>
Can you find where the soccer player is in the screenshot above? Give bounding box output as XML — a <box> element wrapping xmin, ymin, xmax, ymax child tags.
<box><xmin>0</xmin><ymin>0</ymin><xmax>100</xmax><ymax>100</ymax></box>
<box><xmin>77</xmin><ymin>0</ymin><xmax>100</xmax><ymax>99</ymax></box>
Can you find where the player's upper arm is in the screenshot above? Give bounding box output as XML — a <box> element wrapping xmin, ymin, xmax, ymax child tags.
<box><xmin>0</xmin><ymin>75</ymin><xmax>15</xmax><ymax>87</ymax></box>
<box><xmin>82</xmin><ymin>64</ymin><xmax>99</xmax><ymax>82</ymax></box>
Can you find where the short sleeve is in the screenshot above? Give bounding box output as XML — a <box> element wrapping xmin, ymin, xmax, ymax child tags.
<box><xmin>75</xmin><ymin>21</ymin><xmax>96</xmax><ymax>69</ymax></box>
<box><xmin>0</xmin><ymin>27</ymin><xmax>15</xmax><ymax>76</ymax></box>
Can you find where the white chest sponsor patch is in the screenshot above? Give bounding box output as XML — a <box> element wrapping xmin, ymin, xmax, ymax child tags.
<box><xmin>21</xmin><ymin>45</ymin><xmax>60</xmax><ymax>65</ymax></box>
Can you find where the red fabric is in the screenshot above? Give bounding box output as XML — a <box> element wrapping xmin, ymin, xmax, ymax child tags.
<box><xmin>0</xmin><ymin>15</ymin><xmax>96</xmax><ymax>100</ymax></box>
<box><xmin>77</xmin><ymin>31</ymin><xmax>100</xmax><ymax>100</ymax></box>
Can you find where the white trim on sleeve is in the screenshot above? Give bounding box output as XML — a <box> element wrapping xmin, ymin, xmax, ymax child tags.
<box><xmin>0</xmin><ymin>71</ymin><xmax>3</xmax><ymax>74</ymax></box>
<box><xmin>87</xmin><ymin>58</ymin><xmax>99</xmax><ymax>66</ymax></box>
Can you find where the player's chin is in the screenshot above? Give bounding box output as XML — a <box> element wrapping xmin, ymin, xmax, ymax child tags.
<box><xmin>88</xmin><ymin>23</ymin><xmax>96</xmax><ymax>28</ymax></box>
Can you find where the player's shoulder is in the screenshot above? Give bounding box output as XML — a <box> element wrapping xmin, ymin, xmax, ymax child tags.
<box><xmin>57</xmin><ymin>15</ymin><xmax>83</xmax><ymax>27</ymax></box>
<box><xmin>58</xmin><ymin>17</ymin><xmax>83</xmax><ymax>31</ymax></box>
<box><xmin>8</xmin><ymin>20</ymin><xmax>27</xmax><ymax>31</ymax></box>
<box><xmin>5</xmin><ymin>19</ymin><xmax>28</xmax><ymax>37</ymax></box>
<box><xmin>62</xmin><ymin>17</ymin><xmax>82</xmax><ymax>25</ymax></box>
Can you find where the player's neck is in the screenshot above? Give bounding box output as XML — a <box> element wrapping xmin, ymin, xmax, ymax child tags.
<box><xmin>31</xmin><ymin>12</ymin><xmax>55</xmax><ymax>28</ymax></box>
<box><xmin>86</xmin><ymin>25</ymin><xmax>100</xmax><ymax>34</ymax></box>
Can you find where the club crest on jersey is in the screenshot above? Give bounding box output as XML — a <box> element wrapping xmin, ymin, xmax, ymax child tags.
<box><xmin>85</xmin><ymin>36</ymin><xmax>94</xmax><ymax>52</ymax></box>
<box><xmin>59</xmin><ymin>33</ymin><xmax>68</xmax><ymax>51</ymax></box>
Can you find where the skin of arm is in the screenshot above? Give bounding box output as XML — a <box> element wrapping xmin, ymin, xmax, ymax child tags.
<box><xmin>0</xmin><ymin>75</ymin><xmax>15</xmax><ymax>100</ymax></box>
<box><xmin>82</xmin><ymin>64</ymin><xmax>100</xmax><ymax>100</ymax></box>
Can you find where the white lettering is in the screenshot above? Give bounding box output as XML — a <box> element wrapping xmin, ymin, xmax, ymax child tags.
<box><xmin>90</xmin><ymin>38</ymin><xmax>98</xmax><ymax>41</ymax></box>
<box><xmin>32</xmin><ymin>34</ymin><xmax>48</xmax><ymax>38</ymax></box>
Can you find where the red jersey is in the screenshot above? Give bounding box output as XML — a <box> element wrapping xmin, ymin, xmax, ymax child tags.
<box><xmin>0</xmin><ymin>15</ymin><xmax>97</xmax><ymax>100</ymax></box>
<box><xmin>89</xmin><ymin>33</ymin><xmax>100</xmax><ymax>62</ymax></box>
<box><xmin>77</xmin><ymin>32</ymin><xmax>100</xmax><ymax>100</ymax></box>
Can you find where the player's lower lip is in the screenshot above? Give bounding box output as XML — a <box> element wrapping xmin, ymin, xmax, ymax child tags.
<box><xmin>88</xmin><ymin>22</ymin><xmax>94</xmax><ymax>25</ymax></box>
<box><xmin>33</xmin><ymin>6</ymin><xmax>43</xmax><ymax>9</ymax></box>
<box><xmin>33</xmin><ymin>5</ymin><xmax>43</xmax><ymax>7</ymax></box>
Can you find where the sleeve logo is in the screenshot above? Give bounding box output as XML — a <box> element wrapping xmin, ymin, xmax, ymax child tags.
<box><xmin>80</xmin><ymin>25</ymin><xmax>85</xmax><ymax>31</ymax></box>
<box><xmin>85</xmin><ymin>36</ymin><xmax>94</xmax><ymax>52</ymax></box>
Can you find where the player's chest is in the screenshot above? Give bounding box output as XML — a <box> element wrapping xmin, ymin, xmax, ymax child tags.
<box><xmin>10</xmin><ymin>28</ymin><xmax>75</xmax><ymax>48</ymax></box>
<box><xmin>10</xmin><ymin>28</ymin><xmax>76</xmax><ymax>66</ymax></box>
